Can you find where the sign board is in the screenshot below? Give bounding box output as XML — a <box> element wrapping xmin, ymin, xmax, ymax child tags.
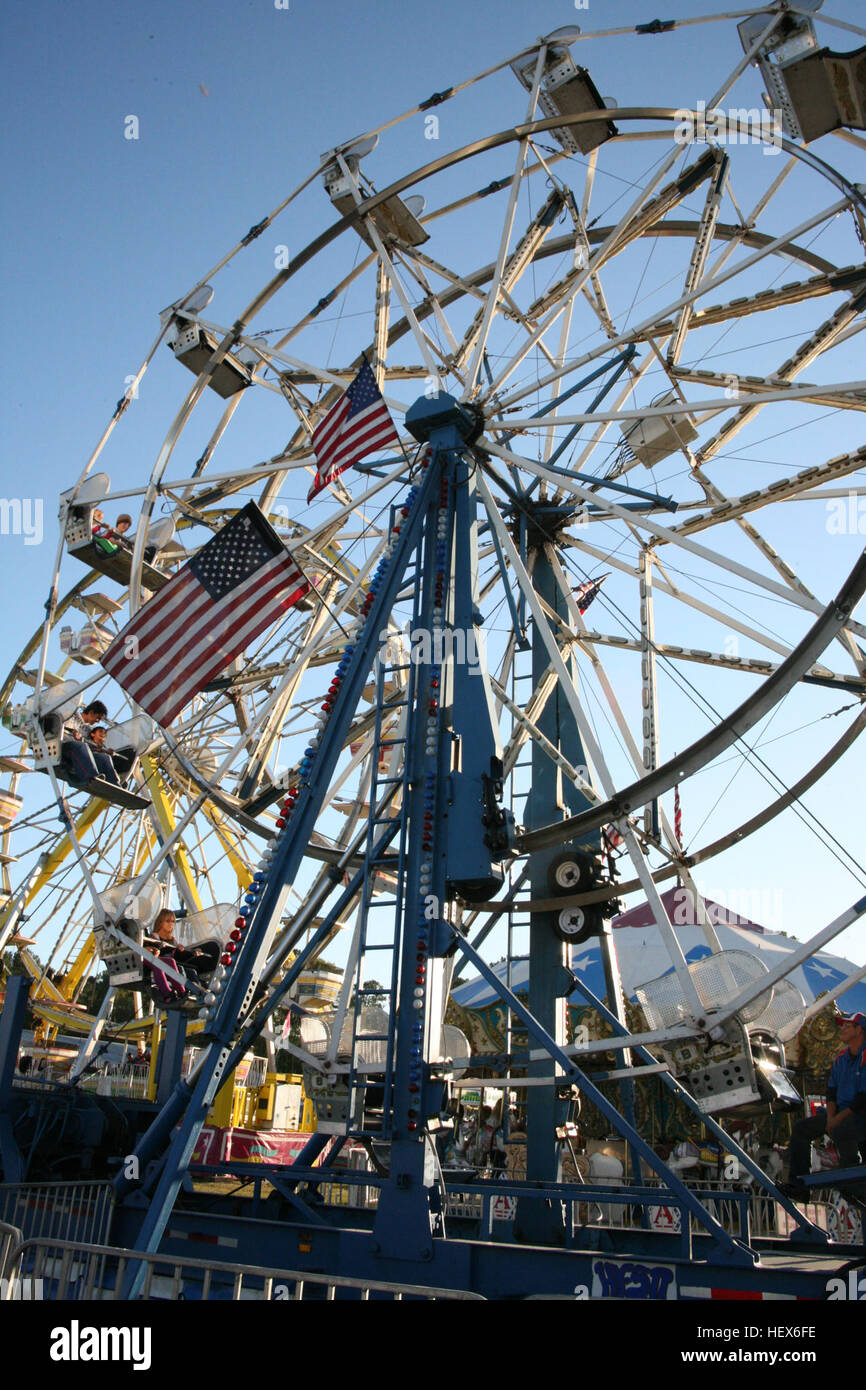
<box><xmin>490</xmin><ymin>1194</ymin><xmax>517</xmax><ymax>1222</ymax></box>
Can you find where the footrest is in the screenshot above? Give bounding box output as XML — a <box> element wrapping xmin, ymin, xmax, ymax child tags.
<box><xmin>84</xmin><ymin>778</ymin><xmax>151</xmax><ymax>810</ymax></box>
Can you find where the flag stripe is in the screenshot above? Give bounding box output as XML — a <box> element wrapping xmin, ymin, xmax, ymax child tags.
<box><xmin>102</xmin><ymin>577</ymin><xmax>213</xmax><ymax>690</ymax></box>
<box><xmin>107</xmin><ymin>554</ymin><xmax>295</xmax><ymax>706</ymax></box>
<box><xmin>333</xmin><ymin>403</ymin><xmax>397</xmax><ymax>452</ymax></box>
<box><xmin>103</xmin><ymin>570</ymin><xmax>200</xmax><ymax>673</ymax></box>
<box><xmin>308</xmin><ymin>361</ymin><xmax>401</xmax><ymax>503</ymax></box>
<box><xmin>311</xmin><ymin>399</ymin><xmax>349</xmax><ymax>453</ymax></box>
<box><xmin>146</xmin><ymin>582</ymin><xmax>304</xmax><ymax>725</ymax></box>
<box><xmin>126</xmin><ymin>570</ymin><xmax>304</xmax><ymax>726</ymax></box>
<box><xmin>315</xmin><ymin>403</ymin><xmax>398</xmax><ymax>464</ymax></box>
<box><xmin>133</xmin><ymin>561</ymin><xmax>301</xmax><ymax>718</ymax></box>
<box><xmin>101</xmin><ymin>503</ymin><xmax>309</xmax><ymax>726</ymax></box>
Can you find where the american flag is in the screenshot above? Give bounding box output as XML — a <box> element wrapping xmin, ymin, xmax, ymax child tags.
<box><xmin>308</xmin><ymin>359</ymin><xmax>401</xmax><ymax>503</ymax></box>
<box><xmin>575</xmin><ymin>574</ymin><xmax>608</xmax><ymax>614</ymax></box>
<box><xmin>101</xmin><ymin>504</ymin><xmax>309</xmax><ymax>726</ymax></box>
<box><xmin>603</xmin><ymin>824</ymin><xmax>624</xmax><ymax>851</ymax></box>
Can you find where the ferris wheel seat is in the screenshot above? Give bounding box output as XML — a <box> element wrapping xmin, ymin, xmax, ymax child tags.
<box><xmin>326</xmin><ymin>183</ymin><xmax>430</xmax><ymax>251</ymax></box>
<box><xmin>76</xmin><ymin>777</ymin><xmax>150</xmax><ymax>810</ymax></box>
<box><xmin>662</xmin><ymin>1018</ymin><xmax>801</xmax><ymax>1119</ymax></box>
<box><xmin>510</xmin><ymin>46</ymin><xmax>617</xmax><ymax>155</ymax></box>
<box><xmin>619</xmin><ymin>393</ymin><xmax>699</xmax><ymax>467</ymax></box>
<box><xmin>779</xmin><ymin>45</ymin><xmax>866</xmax><ymax>142</ymax></box>
<box><xmin>0</xmin><ymin>787</ymin><xmax>23</xmax><ymax>830</ymax></box>
<box><xmin>95</xmin><ymin>917</ymin><xmax>146</xmax><ymax>987</ymax></box>
<box><xmin>104</xmin><ymin>715</ymin><xmax>154</xmax><ymax>754</ymax></box>
<box><xmin>740</xmin><ymin>0</ymin><xmax>866</xmax><ymax>146</ymax></box>
<box><xmin>167</xmin><ymin>319</ymin><xmax>253</xmax><ymax>398</ymax></box>
<box><xmin>63</xmin><ymin>529</ymin><xmax>170</xmax><ymax>592</ymax></box>
<box><xmin>321</xmin><ymin>139</ymin><xmax>429</xmax><ymax>250</ymax></box>
<box><xmin>59</xmin><ymin>623</ymin><xmax>112</xmax><ymax>664</ymax></box>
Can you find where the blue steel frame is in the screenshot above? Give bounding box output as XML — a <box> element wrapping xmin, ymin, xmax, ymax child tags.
<box><xmin>0</xmin><ymin>974</ymin><xmax>30</xmax><ymax>1183</ymax></box>
<box><xmin>1</xmin><ymin>390</ymin><xmax>842</xmax><ymax>1296</ymax></box>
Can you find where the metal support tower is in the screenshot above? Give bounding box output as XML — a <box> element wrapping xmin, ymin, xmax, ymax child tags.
<box><xmin>518</xmin><ymin>535</ymin><xmax>590</xmax><ymax>1244</ymax></box>
<box><xmin>0</xmin><ymin>974</ymin><xmax>29</xmax><ymax>1183</ymax></box>
<box><xmin>64</xmin><ymin>387</ymin><xmax>825</xmax><ymax>1293</ymax></box>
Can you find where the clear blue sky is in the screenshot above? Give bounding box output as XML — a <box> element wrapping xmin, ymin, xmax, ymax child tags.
<box><xmin>2</xmin><ymin>0</ymin><xmax>866</xmax><ymax>980</ymax></box>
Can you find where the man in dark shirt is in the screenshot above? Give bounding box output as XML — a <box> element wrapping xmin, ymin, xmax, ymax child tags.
<box><xmin>782</xmin><ymin>1011</ymin><xmax>866</xmax><ymax>1199</ymax></box>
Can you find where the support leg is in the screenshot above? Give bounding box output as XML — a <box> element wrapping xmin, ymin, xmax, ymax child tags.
<box><xmin>0</xmin><ymin>975</ymin><xmax>31</xmax><ymax>1182</ymax></box>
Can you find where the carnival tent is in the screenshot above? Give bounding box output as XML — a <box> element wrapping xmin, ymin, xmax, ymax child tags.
<box><xmin>451</xmin><ymin>887</ymin><xmax>866</xmax><ymax>1016</ymax></box>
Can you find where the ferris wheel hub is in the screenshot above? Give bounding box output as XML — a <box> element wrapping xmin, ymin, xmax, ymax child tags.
<box><xmin>405</xmin><ymin>391</ymin><xmax>484</xmax><ymax>446</ymax></box>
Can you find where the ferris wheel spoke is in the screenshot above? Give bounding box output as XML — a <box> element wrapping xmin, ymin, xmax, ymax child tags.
<box><xmin>71</xmin><ymin>320</ymin><xmax>174</xmax><ymax>508</ymax></box>
<box><xmin>330</xmin><ymin>152</ymin><xmax>439</xmax><ymax>378</ymax></box>
<box><xmin>493</xmin><ymin>674</ymin><xmax>598</xmax><ymax>802</ymax></box>
<box><xmin>670</xmin><ymin>366</ymin><xmax>866</xmax><ymax>413</ymax></box>
<box><xmin>480</xmin><ymin>473</ymin><xmax>709</xmax><ymax>1014</ymax></box>
<box><xmin>235</xmin><ymin>581</ymin><xmax>341</xmax><ymax>802</ymax></box>
<box><xmin>578</xmin><ymin>628</ymin><xmax>859</xmax><ymax>686</ymax></box>
<box><xmin>671</xmin><ymin>445</ymin><xmax>866</xmax><ymax>538</ymax></box>
<box><xmin>519</xmin><ymin>535</ymin><xmax>866</xmax><ymax>859</ymax></box>
<box><xmin>483</xmin><ymin>437</ymin><xmax>865</xmax><ymax>632</ymax></box>
<box><xmin>548</xmin><ymin>354</ymin><xmax>657</xmax><ymax>498</ymax></box>
<box><xmin>662</xmin><ymin>438</ymin><xmax>866</xmax><ymax>674</ymax></box>
<box><xmin>457</xmin><ymin>181</ymin><xmax>568</xmax><ymax>386</ymax></box>
<box><xmin>271</xmin><ymin>249</ymin><xmax>378</xmax><ymax>356</ymax></box>
<box><xmin>517</xmin><ymin>217</ymin><xmax>835</xmax><ymax>328</ymax></box>
<box><xmin>647</xmin><ymin>538</ymin><xmax>864</xmax><ymax>660</ymax></box>
<box><xmin>694</xmin><ymin>292</ymin><xmax>866</xmax><ymax>466</ymax></box>
<box><xmin>389</xmin><ymin>249</ymin><xmax>468</xmax><ymax>382</ymax></box>
<box><xmin>371</xmin><ymin>260</ymin><xmax>391</xmax><ymax>390</ymax></box>
<box><xmin>458</xmin><ymin>45</ymin><xmax>555</xmax><ymax>399</ymax></box>
<box><xmin>647</xmin><ymin>263</ymin><xmax>866</xmax><ymax>341</ymax></box>
<box><xmin>496</xmin><ymin>194</ymin><xmax>852</xmax><ymax>411</ymax></box>
<box><xmin>481</xmin><ymin>142</ymin><xmax>730</xmax><ymax>403</ymax></box>
<box><xmin>543</xmin><ymin>541</ymin><xmax>726</xmax><ymax>954</ymax></box>
<box><xmin>666</xmin><ymin>151</ymin><xmax>729</xmax><ymax>367</ymax></box>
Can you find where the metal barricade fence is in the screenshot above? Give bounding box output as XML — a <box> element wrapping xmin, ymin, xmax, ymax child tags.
<box><xmin>318</xmin><ymin>1146</ymin><xmax>381</xmax><ymax>1209</ymax></box>
<box><xmin>78</xmin><ymin>1065</ymin><xmax>150</xmax><ymax>1101</ymax></box>
<box><xmin>440</xmin><ymin>1178</ymin><xmax>838</xmax><ymax>1240</ymax></box>
<box><xmin>0</xmin><ymin>1181</ymin><xmax>114</xmax><ymax>1248</ymax></box>
<box><xmin>0</xmin><ymin>1219</ymin><xmax>23</xmax><ymax>1283</ymax></box>
<box><xmin>446</xmin><ymin>1191</ymin><xmax>485</xmax><ymax>1220</ymax></box>
<box><xmin>645</xmin><ymin>1176</ymin><xmax>836</xmax><ymax>1236</ymax></box>
<box><xmin>6</xmin><ymin>1238</ymin><xmax>486</xmax><ymax>1301</ymax></box>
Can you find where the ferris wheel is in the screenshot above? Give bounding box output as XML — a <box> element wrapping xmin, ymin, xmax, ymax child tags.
<box><xmin>1</xmin><ymin>2</ymin><xmax>866</xmax><ymax>1115</ymax></box>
